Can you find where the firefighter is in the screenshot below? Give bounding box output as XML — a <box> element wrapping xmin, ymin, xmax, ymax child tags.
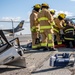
<box><xmin>53</xmin><ymin>13</ymin><xmax>66</xmax><ymax>45</ymax></box>
<box><xmin>0</xmin><ymin>30</ymin><xmax>11</xmax><ymax>46</ymax></box>
<box><xmin>37</xmin><ymin>3</ymin><xmax>57</xmax><ymax>51</ymax></box>
<box><xmin>50</xmin><ymin>9</ymin><xmax>57</xmax><ymax>44</ymax></box>
<box><xmin>63</xmin><ymin>20</ymin><xmax>75</xmax><ymax>48</ymax></box>
<box><xmin>30</xmin><ymin>4</ymin><xmax>41</xmax><ymax>49</ymax></box>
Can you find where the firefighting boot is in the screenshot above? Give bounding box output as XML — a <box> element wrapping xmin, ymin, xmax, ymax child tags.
<box><xmin>48</xmin><ymin>47</ymin><xmax>57</xmax><ymax>51</ymax></box>
<box><xmin>41</xmin><ymin>47</ymin><xmax>48</xmax><ymax>51</ymax></box>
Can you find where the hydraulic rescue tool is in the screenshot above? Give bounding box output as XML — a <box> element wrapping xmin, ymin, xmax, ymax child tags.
<box><xmin>50</xmin><ymin>53</ymin><xmax>75</xmax><ymax>67</ymax></box>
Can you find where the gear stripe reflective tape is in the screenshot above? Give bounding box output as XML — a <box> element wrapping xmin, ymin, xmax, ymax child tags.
<box><xmin>40</xmin><ymin>30</ymin><xmax>44</xmax><ymax>33</ymax></box>
<box><xmin>40</xmin><ymin>26</ymin><xmax>52</xmax><ymax>29</ymax></box>
<box><xmin>30</xmin><ymin>26</ymin><xmax>36</xmax><ymax>31</ymax></box>
<box><xmin>58</xmin><ymin>42</ymin><xmax>62</xmax><ymax>45</ymax></box>
<box><xmin>63</xmin><ymin>23</ymin><xmax>66</xmax><ymax>26</ymax></box>
<box><xmin>53</xmin><ymin>28</ymin><xmax>59</xmax><ymax>33</ymax></box>
<box><xmin>32</xmin><ymin>45</ymin><xmax>40</xmax><ymax>49</ymax></box>
<box><xmin>48</xmin><ymin>34</ymin><xmax>52</xmax><ymax>40</ymax></box>
<box><xmin>37</xmin><ymin>44</ymin><xmax>41</xmax><ymax>47</ymax></box>
<box><xmin>31</xmin><ymin>26</ymin><xmax>39</xmax><ymax>31</ymax></box>
<box><xmin>36</xmin><ymin>29</ymin><xmax>39</xmax><ymax>31</ymax></box>
<box><xmin>64</xmin><ymin>37</ymin><xmax>74</xmax><ymax>40</ymax></box>
<box><xmin>50</xmin><ymin>21</ymin><xmax>55</xmax><ymax>26</ymax></box>
<box><xmin>48</xmin><ymin>43</ymin><xmax>54</xmax><ymax>47</ymax></box>
<box><xmin>41</xmin><ymin>43</ymin><xmax>47</xmax><ymax>46</ymax></box>
<box><xmin>38</xmin><ymin>17</ymin><xmax>48</xmax><ymax>22</ymax></box>
<box><xmin>64</xmin><ymin>28</ymin><xmax>74</xmax><ymax>32</ymax></box>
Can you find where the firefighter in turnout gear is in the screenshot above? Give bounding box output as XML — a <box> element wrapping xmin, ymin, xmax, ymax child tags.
<box><xmin>50</xmin><ymin>9</ymin><xmax>56</xmax><ymax>45</ymax></box>
<box><xmin>37</xmin><ymin>3</ymin><xmax>57</xmax><ymax>51</ymax></box>
<box><xmin>53</xmin><ymin>13</ymin><xmax>66</xmax><ymax>45</ymax></box>
<box><xmin>30</xmin><ymin>4</ymin><xmax>41</xmax><ymax>49</ymax></box>
<box><xmin>63</xmin><ymin>19</ymin><xmax>75</xmax><ymax>48</ymax></box>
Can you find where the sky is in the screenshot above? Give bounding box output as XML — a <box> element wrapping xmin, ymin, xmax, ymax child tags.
<box><xmin>0</xmin><ymin>0</ymin><xmax>75</xmax><ymax>35</ymax></box>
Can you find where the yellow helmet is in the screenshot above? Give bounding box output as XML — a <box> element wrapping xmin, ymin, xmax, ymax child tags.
<box><xmin>58</xmin><ymin>13</ymin><xmax>66</xmax><ymax>19</ymax></box>
<box><xmin>50</xmin><ymin>10</ymin><xmax>55</xmax><ymax>14</ymax></box>
<box><xmin>41</xmin><ymin>3</ymin><xmax>49</xmax><ymax>8</ymax></box>
<box><xmin>34</xmin><ymin>4</ymin><xmax>41</xmax><ymax>9</ymax></box>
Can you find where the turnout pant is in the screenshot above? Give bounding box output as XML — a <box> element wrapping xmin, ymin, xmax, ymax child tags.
<box><xmin>40</xmin><ymin>29</ymin><xmax>54</xmax><ymax>48</ymax></box>
<box><xmin>31</xmin><ymin>31</ymin><xmax>40</xmax><ymax>49</ymax></box>
<box><xmin>54</xmin><ymin>31</ymin><xmax>62</xmax><ymax>45</ymax></box>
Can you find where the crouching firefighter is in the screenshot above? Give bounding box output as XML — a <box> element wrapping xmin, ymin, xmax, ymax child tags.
<box><xmin>53</xmin><ymin>13</ymin><xmax>66</xmax><ymax>45</ymax></box>
<box><xmin>30</xmin><ymin>4</ymin><xmax>41</xmax><ymax>49</ymax></box>
<box><xmin>63</xmin><ymin>19</ymin><xmax>75</xmax><ymax>48</ymax></box>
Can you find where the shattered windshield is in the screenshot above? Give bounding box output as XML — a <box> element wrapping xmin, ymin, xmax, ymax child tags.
<box><xmin>0</xmin><ymin>37</ymin><xmax>4</xmax><ymax>46</ymax></box>
<box><xmin>71</xmin><ymin>19</ymin><xmax>75</xmax><ymax>24</ymax></box>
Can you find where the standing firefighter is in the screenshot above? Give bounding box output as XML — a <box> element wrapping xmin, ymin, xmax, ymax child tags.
<box><xmin>50</xmin><ymin>9</ymin><xmax>56</xmax><ymax>45</ymax></box>
<box><xmin>53</xmin><ymin>13</ymin><xmax>66</xmax><ymax>45</ymax></box>
<box><xmin>37</xmin><ymin>3</ymin><xmax>56</xmax><ymax>51</ymax></box>
<box><xmin>30</xmin><ymin>4</ymin><xmax>41</xmax><ymax>49</ymax></box>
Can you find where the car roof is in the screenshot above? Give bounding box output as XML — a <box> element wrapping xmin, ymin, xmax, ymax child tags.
<box><xmin>66</xmin><ymin>16</ymin><xmax>75</xmax><ymax>19</ymax></box>
<box><xmin>65</xmin><ymin>16</ymin><xmax>75</xmax><ymax>24</ymax></box>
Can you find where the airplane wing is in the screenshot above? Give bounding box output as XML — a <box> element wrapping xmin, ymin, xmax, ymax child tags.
<box><xmin>2</xmin><ymin>20</ymin><xmax>24</xmax><ymax>34</ymax></box>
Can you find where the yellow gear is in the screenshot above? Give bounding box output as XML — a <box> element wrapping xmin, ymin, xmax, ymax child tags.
<box><xmin>58</xmin><ymin>13</ymin><xmax>66</xmax><ymax>19</ymax></box>
<box><xmin>50</xmin><ymin>9</ymin><xmax>55</xmax><ymax>14</ymax></box>
<box><xmin>41</xmin><ymin>3</ymin><xmax>49</xmax><ymax>8</ymax></box>
<box><xmin>63</xmin><ymin>23</ymin><xmax>67</xmax><ymax>27</ymax></box>
<box><xmin>34</xmin><ymin>4</ymin><xmax>41</xmax><ymax>9</ymax></box>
